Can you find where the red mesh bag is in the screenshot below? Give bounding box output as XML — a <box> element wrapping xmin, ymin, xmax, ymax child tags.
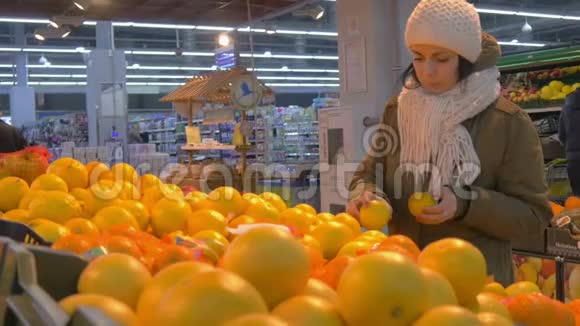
<box><xmin>0</xmin><ymin>146</ymin><xmax>51</xmax><ymax>184</ymax></box>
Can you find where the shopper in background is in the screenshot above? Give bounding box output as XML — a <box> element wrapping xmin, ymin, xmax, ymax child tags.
<box><xmin>346</xmin><ymin>0</ymin><xmax>550</xmax><ymax>286</ymax></box>
<box><xmin>559</xmin><ymin>88</ymin><xmax>580</xmax><ymax>195</ymax></box>
<box><xmin>0</xmin><ymin>117</ymin><xmax>28</xmax><ymax>153</ymax></box>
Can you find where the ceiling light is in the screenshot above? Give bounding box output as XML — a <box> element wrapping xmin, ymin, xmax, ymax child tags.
<box><xmin>217</xmin><ymin>33</ymin><xmax>232</xmax><ymax>47</ymax></box>
<box><xmin>264</xmin><ymin>51</ymin><xmax>272</xmax><ymax>56</ymax></box>
<box><xmin>498</xmin><ymin>41</ymin><xmax>545</xmax><ymax>47</ymax></box>
<box><xmin>293</xmin><ymin>5</ymin><xmax>326</xmax><ymax>21</ymax></box>
<box><xmin>49</xmin><ymin>15</ymin><xmax>84</xmax><ymax>28</ymax></box>
<box><xmin>196</xmin><ymin>26</ymin><xmax>234</xmax><ymax>31</ymax></box>
<box><xmin>522</xmin><ymin>19</ymin><xmax>533</xmax><ymax>33</ymax></box>
<box><xmin>73</xmin><ymin>0</ymin><xmax>91</xmax><ymax>11</ymax></box>
<box><xmin>33</xmin><ymin>26</ymin><xmax>71</xmax><ymax>41</ymax></box>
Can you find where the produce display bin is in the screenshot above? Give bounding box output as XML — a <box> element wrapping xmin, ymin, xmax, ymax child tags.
<box><xmin>0</xmin><ymin>237</ymin><xmax>112</xmax><ymax>326</ymax></box>
<box><xmin>0</xmin><ymin>220</ymin><xmax>51</xmax><ymax>247</ymax></box>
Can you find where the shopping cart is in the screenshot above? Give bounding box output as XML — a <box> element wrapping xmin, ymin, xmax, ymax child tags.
<box><xmin>545</xmin><ymin>158</ymin><xmax>571</xmax><ymax>204</ymax></box>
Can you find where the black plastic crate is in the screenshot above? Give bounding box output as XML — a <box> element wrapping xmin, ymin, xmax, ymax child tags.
<box><xmin>0</xmin><ymin>237</ymin><xmax>113</xmax><ymax>326</ymax></box>
<box><xmin>0</xmin><ymin>220</ymin><xmax>51</xmax><ymax>247</ymax></box>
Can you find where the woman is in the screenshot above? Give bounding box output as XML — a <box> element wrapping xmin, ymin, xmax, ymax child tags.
<box><xmin>347</xmin><ymin>0</ymin><xmax>551</xmax><ymax>286</ymax></box>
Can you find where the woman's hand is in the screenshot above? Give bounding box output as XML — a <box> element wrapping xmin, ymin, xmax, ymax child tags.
<box><xmin>346</xmin><ymin>191</ymin><xmax>390</xmax><ymax>219</ymax></box>
<box><xmin>416</xmin><ymin>187</ymin><xmax>458</xmax><ymax>225</ymax></box>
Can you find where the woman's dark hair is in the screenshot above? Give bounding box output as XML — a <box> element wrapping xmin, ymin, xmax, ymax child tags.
<box><xmin>401</xmin><ymin>56</ymin><xmax>475</xmax><ymax>89</ymax></box>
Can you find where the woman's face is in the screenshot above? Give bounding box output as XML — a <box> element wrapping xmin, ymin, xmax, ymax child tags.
<box><xmin>410</xmin><ymin>44</ymin><xmax>460</xmax><ymax>94</ymax></box>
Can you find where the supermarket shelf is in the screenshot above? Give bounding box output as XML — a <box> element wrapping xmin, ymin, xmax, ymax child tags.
<box><xmin>525</xmin><ymin>107</ymin><xmax>562</xmax><ymax>114</ymax></box>
<box><xmin>149</xmin><ymin>140</ymin><xmax>176</xmax><ymax>144</ymax></box>
<box><xmin>145</xmin><ymin>127</ymin><xmax>176</xmax><ymax>133</ymax></box>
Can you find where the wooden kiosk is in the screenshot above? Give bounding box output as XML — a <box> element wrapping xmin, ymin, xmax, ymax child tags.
<box><xmin>160</xmin><ymin>67</ymin><xmax>274</xmax><ymax>189</ymax></box>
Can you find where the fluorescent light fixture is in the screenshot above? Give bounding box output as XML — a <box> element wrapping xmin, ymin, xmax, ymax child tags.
<box><xmin>196</xmin><ymin>25</ymin><xmax>234</xmax><ymax>31</ymax></box>
<box><xmin>0</xmin><ymin>48</ymin><xmax>21</xmax><ymax>52</ymax></box>
<box><xmin>0</xmin><ymin>18</ymin><xmax>49</xmax><ymax>23</ymax></box>
<box><xmin>127</xmin><ymin>82</ymin><xmax>148</xmax><ymax>86</ymax></box>
<box><xmin>0</xmin><ymin>82</ymin><xmax>15</xmax><ymax>85</ymax></box>
<box><xmin>264</xmin><ymin>51</ymin><xmax>272</xmax><ymax>57</ymax></box>
<box><xmin>0</xmin><ymin>64</ymin><xmax>14</xmax><ymax>68</ymax></box>
<box><xmin>129</xmin><ymin>50</ymin><xmax>176</xmax><ymax>55</ymax></box>
<box><xmin>266</xmin><ymin>30</ymin><xmax>276</xmax><ymax>35</ymax></box>
<box><xmin>73</xmin><ymin>0</ymin><xmax>91</xmax><ymax>11</ymax></box>
<box><xmin>24</xmin><ymin>48</ymin><xmax>79</xmax><ymax>53</ymax></box>
<box><xmin>0</xmin><ymin>74</ymin><xmax>14</xmax><ymax>77</ymax></box>
<box><xmin>126</xmin><ymin>75</ymin><xmax>192</xmax><ymax>79</ymax></box>
<box><xmin>126</xmin><ymin>82</ymin><xmax>184</xmax><ymax>86</ymax></box>
<box><xmin>75</xmin><ymin>47</ymin><xmax>88</xmax><ymax>53</ymax></box>
<box><xmin>475</xmin><ymin>8</ymin><xmax>517</xmax><ymax>15</ymax></box>
<box><xmin>291</xmin><ymin>68</ymin><xmax>339</xmax><ymax>73</ymax></box>
<box><xmin>49</xmin><ymin>15</ymin><xmax>84</xmax><ymax>28</ymax></box>
<box><xmin>27</xmin><ymin>64</ymin><xmax>87</xmax><ymax>69</ymax></box>
<box><xmin>34</xmin><ymin>26</ymin><xmax>71</xmax><ymax>40</ymax></box>
<box><xmin>516</xmin><ymin>12</ymin><xmax>563</xmax><ymax>19</ymax></box>
<box><xmin>237</xmin><ymin>27</ymin><xmax>267</xmax><ymax>33</ymax></box>
<box><xmin>476</xmin><ymin>8</ymin><xmax>580</xmax><ymax>20</ymax></box>
<box><xmin>131</xmin><ymin>23</ymin><xmax>195</xmax><ymax>29</ymax></box>
<box><xmin>276</xmin><ymin>30</ymin><xmax>309</xmax><ymax>35</ymax></box>
<box><xmin>29</xmin><ymin>74</ymin><xmax>87</xmax><ymax>78</ymax></box>
<box><xmin>83</xmin><ymin>21</ymin><xmax>97</xmax><ymax>25</ymax></box>
<box><xmin>498</xmin><ymin>41</ymin><xmax>545</xmax><ymax>47</ymax></box>
<box><xmin>258</xmin><ymin>76</ymin><xmax>340</xmax><ymax>81</ymax></box>
<box><xmin>182</xmin><ymin>52</ymin><xmax>214</xmax><ymax>57</ymax></box>
<box><xmin>29</xmin><ymin>81</ymin><xmax>85</xmax><ymax>85</ymax></box>
<box><xmin>307</xmin><ymin>31</ymin><xmax>338</xmax><ymax>37</ymax></box>
<box><xmin>130</xmin><ymin>63</ymin><xmax>140</xmax><ymax>69</ymax></box>
<box><xmin>265</xmin><ymin>83</ymin><xmax>339</xmax><ymax>87</ymax></box>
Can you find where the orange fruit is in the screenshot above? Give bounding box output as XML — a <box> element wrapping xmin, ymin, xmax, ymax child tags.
<box><xmin>137</xmin><ymin>261</ymin><xmax>214</xmax><ymax>323</ymax></box>
<box><xmin>570</xmin><ymin>266</ymin><xmax>580</xmax><ymax>300</ymax></box>
<box><xmin>316</xmin><ymin>255</ymin><xmax>354</xmax><ymax>290</ymax></box>
<box><xmin>105</xmin><ymin>224</ymin><xmax>141</xmax><ymax>239</ymax></box>
<box><xmin>0</xmin><ymin>177</ymin><xmax>29</xmax><ymax>212</ymax></box>
<box><xmin>1</xmin><ymin>209</ymin><xmax>32</xmax><ymax>224</ymax></box>
<box><xmin>150</xmin><ymin>198</ymin><xmax>192</xmax><ymax>237</ymax></box>
<box><xmin>120</xmin><ymin>181</ymin><xmax>140</xmax><ymax>200</ymax></box>
<box><xmin>92</xmin><ymin>206</ymin><xmax>139</xmax><ymax>232</ymax></box>
<box><xmin>566</xmin><ymin>196</ymin><xmax>580</xmax><ymax>210</ymax></box>
<box><xmin>193</xmin><ymin>230</ymin><xmax>229</xmax><ymax>257</ymax></box>
<box><xmin>295</xmin><ymin>203</ymin><xmax>317</xmax><ymax>216</ymax></box>
<box><xmin>85</xmin><ymin>181</ymin><xmax>123</xmax><ymax>215</ymax></box>
<box><xmin>305</xmin><ymin>245</ymin><xmax>326</xmax><ymax>274</ymax></box>
<box><xmin>137</xmin><ymin>174</ymin><xmax>161</xmax><ymax>194</ymax></box>
<box><xmin>104</xmin><ymin>235</ymin><xmax>143</xmax><ymax>259</ymax></box>
<box><xmin>260</xmin><ymin>192</ymin><xmax>287</xmax><ymax>212</ymax></box>
<box><xmin>28</xmin><ymin>218</ymin><xmax>70</xmax><ymax>242</ymax></box>
<box><xmin>186</xmin><ymin>209</ymin><xmax>226</xmax><ymax>236</ymax></box>
<box><xmin>222</xmin><ymin>314</ymin><xmax>287</xmax><ymax>326</ymax></box>
<box><xmin>18</xmin><ymin>190</ymin><xmax>43</xmax><ymax>210</ymax></box>
<box><xmin>541</xmin><ymin>260</ymin><xmax>556</xmax><ymax>279</ymax></box>
<box><xmin>301</xmin><ymin>278</ymin><xmax>337</xmax><ymax>305</ymax></box>
<box><xmin>506</xmin><ymin>281</ymin><xmax>541</xmax><ymax>297</ymax></box>
<box><xmin>567</xmin><ymin>300</ymin><xmax>580</xmax><ymax>325</ymax></box>
<box><xmin>30</xmin><ymin>174</ymin><xmax>68</xmax><ymax>192</ymax></box>
<box><xmin>317</xmin><ymin>212</ymin><xmax>335</xmax><ymax>222</ymax></box>
<box><xmin>272</xmin><ymin>295</ymin><xmax>343</xmax><ymax>326</ymax></box>
<box><xmin>337</xmin><ymin>252</ymin><xmax>428</xmax><ymax>325</ymax></box>
<box><xmin>152</xmin><ymin>244</ymin><xmax>197</xmax><ymax>274</ymax></box>
<box><xmin>145</xmin><ymin>270</ymin><xmax>268</xmax><ymax>326</ymax></box>
<box><xmin>374</xmin><ymin>242</ymin><xmax>417</xmax><ymax>261</ymax></box>
<box><xmin>119</xmin><ymin>200</ymin><xmax>150</xmax><ymax>231</ymax></box>
<box><xmin>245</xmin><ymin>199</ymin><xmax>280</xmax><ymax>223</ymax></box>
<box><xmin>310</xmin><ymin>221</ymin><xmax>354</xmax><ymax>259</ymax></box>
<box><xmin>300</xmin><ymin>234</ymin><xmax>322</xmax><ymax>253</ymax></box>
<box><xmin>334</xmin><ymin>212</ymin><xmax>362</xmax><ymax>236</ymax></box>
<box><xmin>221</xmin><ymin>227</ymin><xmax>310</xmax><ymax>309</ymax></box>
<box><xmin>408</xmin><ymin>192</ymin><xmax>436</xmax><ymax>216</ymax></box>
<box><xmin>86</xmin><ymin>161</ymin><xmax>109</xmax><ymax>185</ymax></box>
<box><xmin>28</xmin><ymin>191</ymin><xmax>82</xmax><ymax>224</ymax></box>
<box><xmin>420</xmin><ymin>267</ymin><xmax>458</xmax><ymax>310</ymax></box>
<box><xmin>205</xmin><ymin>186</ymin><xmax>245</xmax><ymax>219</ymax></box>
<box><xmin>418</xmin><ymin>238</ymin><xmax>487</xmax><ymax>305</ymax></box>
<box><xmin>482</xmin><ymin>282</ymin><xmax>508</xmax><ymax>297</ymax></box>
<box><xmin>357</xmin><ymin>230</ymin><xmax>388</xmax><ymax>242</ymax></box>
<box><xmin>110</xmin><ymin>163</ymin><xmax>138</xmax><ymax>184</ymax></box>
<box><xmin>78</xmin><ymin>253</ymin><xmax>152</xmax><ymax>309</ymax></box>
<box><xmin>360</xmin><ymin>200</ymin><xmax>391</xmax><ymax>230</ymax></box>
<box><xmin>477</xmin><ymin>312</ymin><xmax>514</xmax><ymax>326</ymax></box>
<box><xmin>280</xmin><ymin>207</ymin><xmax>315</xmax><ymax>234</ymax></box>
<box><xmin>471</xmin><ymin>292</ymin><xmax>512</xmax><ymax>321</ymax></box>
<box><xmin>336</xmin><ymin>240</ymin><xmax>373</xmax><ymax>257</ymax></box>
<box><xmin>59</xmin><ymin>294</ymin><xmax>137</xmax><ymax>326</ymax></box>
<box><xmin>413</xmin><ymin>305</ymin><xmax>480</xmax><ymax>326</ymax></box>
<box><xmin>505</xmin><ymin>292</ymin><xmax>575</xmax><ymax>326</ymax></box>
<box><xmin>228</xmin><ymin>214</ymin><xmax>256</xmax><ymax>228</ymax></box>
<box><xmin>141</xmin><ymin>185</ymin><xmax>184</xmax><ymax>212</ymax></box>
<box><xmin>550</xmin><ymin>201</ymin><xmax>565</xmax><ymax>216</ymax></box>
<box><xmin>47</xmin><ymin>158</ymin><xmax>88</xmax><ymax>190</ymax></box>
<box><xmin>52</xmin><ymin>234</ymin><xmax>94</xmax><ymax>254</ymax></box>
<box><xmin>185</xmin><ymin>191</ymin><xmax>208</xmax><ymax>211</ymax></box>
<box><xmin>379</xmin><ymin>235</ymin><xmax>421</xmax><ymax>259</ymax></box>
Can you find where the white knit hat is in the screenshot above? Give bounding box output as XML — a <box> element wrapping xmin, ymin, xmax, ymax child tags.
<box><xmin>405</xmin><ymin>0</ymin><xmax>482</xmax><ymax>63</ymax></box>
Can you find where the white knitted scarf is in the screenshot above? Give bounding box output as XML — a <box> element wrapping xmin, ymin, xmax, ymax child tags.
<box><xmin>397</xmin><ymin>67</ymin><xmax>501</xmax><ymax>197</ymax></box>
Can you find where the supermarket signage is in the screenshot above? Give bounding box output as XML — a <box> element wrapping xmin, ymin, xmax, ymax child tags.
<box><xmin>215</xmin><ymin>44</ymin><xmax>237</xmax><ymax>70</ymax></box>
<box><xmin>230</xmin><ymin>75</ymin><xmax>263</xmax><ymax>110</ymax></box>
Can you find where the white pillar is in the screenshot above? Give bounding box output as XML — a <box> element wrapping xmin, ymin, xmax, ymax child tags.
<box><xmin>85</xmin><ymin>21</ymin><xmax>128</xmax><ymax>154</ymax></box>
<box><xmin>10</xmin><ymin>24</ymin><xmax>35</xmax><ymax>127</ymax></box>
<box><xmin>336</xmin><ymin>0</ymin><xmax>417</xmax><ymax>161</ymax></box>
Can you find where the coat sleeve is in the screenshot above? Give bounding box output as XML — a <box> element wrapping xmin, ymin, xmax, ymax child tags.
<box><xmin>12</xmin><ymin>127</ymin><xmax>28</xmax><ymax>151</ymax></box>
<box><xmin>456</xmin><ymin>110</ymin><xmax>551</xmax><ymax>245</ymax></box>
<box><xmin>559</xmin><ymin>109</ymin><xmax>567</xmax><ymax>146</ymax></box>
<box><xmin>348</xmin><ymin>98</ymin><xmax>395</xmax><ymax>201</ymax></box>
